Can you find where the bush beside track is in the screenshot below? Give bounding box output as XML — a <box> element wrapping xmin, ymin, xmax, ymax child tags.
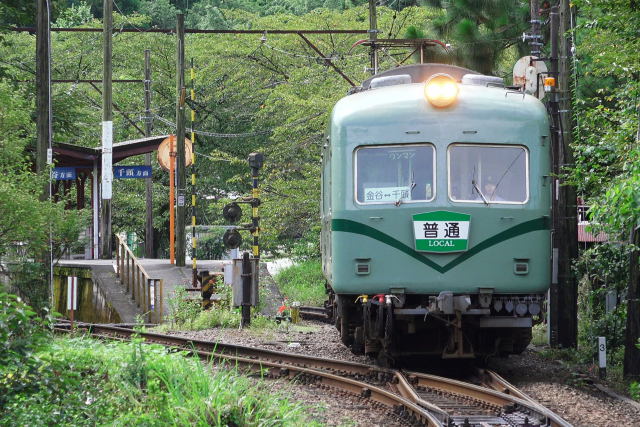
<box><xmin>0</xmin><ymin>293</ymin><xmax>315</xmax><ymax>426</ymax></box>
<box><xmin>274</xmin><ymin>260</ymin><xmax>326</xmax><ymax>306</ymax></box>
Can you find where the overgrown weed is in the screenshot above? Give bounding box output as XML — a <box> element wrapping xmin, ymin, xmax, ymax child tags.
<box><xmin>274</xmin><ymin>259</ymin><xmax>326</xmax><ymax>306</ymax></box>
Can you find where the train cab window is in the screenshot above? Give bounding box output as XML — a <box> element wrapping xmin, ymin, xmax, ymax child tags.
<box><xmin>448</xmin><ymin>144</ymin><xmax>528</xmax><ymax>204</ymax></box>
<box><xmin>355</xmin><ymin>144</ymin><xmax>435</xmax><ymax>204</ymax></box>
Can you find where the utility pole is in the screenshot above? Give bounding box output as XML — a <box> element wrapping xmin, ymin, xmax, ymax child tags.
<box><xmin>144</xmin><ymin>49</ymin><xmax>154</xmax><ymax>258</ymax></box>
<box><xmin>548</xmin><ymin>2</ymin><xmax>578</xmax><ymax>348</ymax></box>
<box><xmin>529</xmin><ymin>0</ymin><xmax>542</xmax><ymax>57</ymax></box>
<box><xmin>175</xmin><ymin>14</ymin><xmax>186</xmax><ymax>267</ymax></box>
<box><xmin>368</xmin><ymin>0</ymin><xmax>378</xmax><ymax>75</ymax></box>
<box><xmin>557</xmin><ymin>0</ymin><xmax>578</xmax><ymax>349</ymax></box>
<box><xmin>100</xmin><ymin>0</ymin><xmax>113</xmax><ymax>259</ymax></box>
<box><xmin>36</xmin><ymin>0</ymin><xmax>51</xmax><ymax>181</ymax></box>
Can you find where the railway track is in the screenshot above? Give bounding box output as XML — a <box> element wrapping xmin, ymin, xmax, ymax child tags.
<box><xmin>299</xmin><ymin>305</ymin><xmax>332</xmax><ymax>322</ymax></box>
<box><xmin>54</xmin><ymin>321</ymin><xmax>572</xmax><ymax>427</ymax></box>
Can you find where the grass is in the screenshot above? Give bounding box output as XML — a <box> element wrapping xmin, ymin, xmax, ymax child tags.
<box><xmin>0</xmin><ymin>335</ymin><xmax>318</xmax><ymax>426</ymax></box>
<box><xmin>531</xmin><ymin>323</ymin><xmax>548</xmax><ymax>346</ymax></box>
<box><xmin>274</xmin><ymin>260</ymin><xmax>327</xmax><ymax>306</ymax></box>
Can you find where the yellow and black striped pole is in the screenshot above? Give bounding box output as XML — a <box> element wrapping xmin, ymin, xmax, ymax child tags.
<box><xmin>247</xmin><ymin>153</ymin><xmax>264</xmax><ymax>259</ymax></box>
<box><xmin>190</xmin><ymin>59</ymin><xmax>198</xmax><ymax>287</ymax></box>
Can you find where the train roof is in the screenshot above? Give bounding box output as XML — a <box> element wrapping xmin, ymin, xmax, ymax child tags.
<box><xmin>332</xmin><ymin>65</ymin><xmax>548</xmax><ymax>134</ymax></box>
<box><xmin>355</xmin><ymin>64</ymin><xmax>481</xmax><ymax>92</ymax></box>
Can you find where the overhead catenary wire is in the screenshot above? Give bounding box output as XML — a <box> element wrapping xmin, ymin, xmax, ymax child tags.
<box><xmin>153</xmin><ymin>111</ymin><xmax>324</xmax><ymax>138</ymax></box>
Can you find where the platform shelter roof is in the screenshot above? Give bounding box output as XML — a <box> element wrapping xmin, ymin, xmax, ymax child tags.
<box><xmin>53</xmin><ymin>135</ymin><xmax>169</xmax><ymax>168</ymax></box>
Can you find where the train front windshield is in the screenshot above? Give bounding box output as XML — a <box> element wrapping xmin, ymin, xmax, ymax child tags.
<box><xmin>448</xmin><ymin>144</ymin><xmax>528</xmax><ymax>204</ymax></box>
<box><xmin>355</xmin><ymin>144</ymin><xmax>435</xmax><ymax>204</ymax></box>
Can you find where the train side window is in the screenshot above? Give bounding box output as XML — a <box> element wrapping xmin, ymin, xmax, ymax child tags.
<box><xmin>355</xmin><ymin>144</ymin><xmax>435</xmax><ymax>204</ymax></box>
<box><xmin>448</xmin><ymin>144</ymin><xmax>528</xmax><ymax>204</ymax></box>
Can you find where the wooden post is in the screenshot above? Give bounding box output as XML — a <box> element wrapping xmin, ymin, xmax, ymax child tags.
<box><xmin>126</xmin><ymin>254</ymin><xmax>131</xmax><ymax>292</ymax></box>
<box><xmin>100</xmin><ymin>0</ymin><xmax>113</xmax><ymax>259</ymax></box>
<box><xmin>159</xmin><ymin>279</ymin><xmax>164</xmax><ymax>323</ymax></box>
<box><xmin>176</xmin><ymin>14</ymin><xmax>187</xmax><ymax>267</ymax></box>
<box><xmin>116</xmin><ymin>241</ymin><xmax>120</xmax><ymax>278</ymax></box>
<box><xmin>132</xmin><ymin>261</ymin><xmax>137</xmax><ymax>302</ymax></box>
<box><xmin>144</xmin><ymin>49</ymin><xmax>154</xmax><ymax>258</ymax></box>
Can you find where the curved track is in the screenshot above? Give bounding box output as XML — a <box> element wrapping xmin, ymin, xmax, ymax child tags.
<box><xmin>54</xmin><ymin>322</ymin><xmax>572</xmax><ymax>427</ymax></box>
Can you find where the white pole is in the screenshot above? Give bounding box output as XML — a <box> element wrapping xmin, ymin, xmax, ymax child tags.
<box><xmin>598</xmin><ymin>336</ymin><xmax>607</xmax><ymax>379</ymax></box>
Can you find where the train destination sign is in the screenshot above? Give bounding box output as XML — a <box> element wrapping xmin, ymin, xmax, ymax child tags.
<box><xmin>412</xmin><ymin>211</ymin><xmax>471</xmax><ymax>253</ymax></box>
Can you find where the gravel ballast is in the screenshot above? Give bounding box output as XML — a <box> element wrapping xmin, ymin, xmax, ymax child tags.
<box><xmin>171</xmin><ymin>322</ymin><xmax>640</xmax><ymax>426</ymax></box>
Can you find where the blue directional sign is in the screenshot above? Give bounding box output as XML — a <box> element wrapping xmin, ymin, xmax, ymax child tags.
<box><xmin>51</xmin><ymin>167</ymin><xmax>77</xmax><ymax>180</ymax></box>
<box><xmin>113</xmin><ymin>165</ymin><xmax>152</xmax><ymax>179</ymax></box>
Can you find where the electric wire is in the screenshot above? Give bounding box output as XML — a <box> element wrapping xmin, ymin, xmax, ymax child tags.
<box><xmin>153</xmin><ymin>111</ymin><xmax>323</xmax><ymax>139</ymax></box>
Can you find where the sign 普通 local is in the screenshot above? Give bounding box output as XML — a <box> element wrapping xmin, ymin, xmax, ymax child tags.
<box><xmin>413</xmin><ymin>211</ymin><xmax>471</xmax><ymax>253</ymax></box>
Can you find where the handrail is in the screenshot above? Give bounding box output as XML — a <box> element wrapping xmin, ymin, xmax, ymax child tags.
<box><xmin>115</xmin><ymin>235</ymin><xmax>164</xmax><ymax>323</ymax></box>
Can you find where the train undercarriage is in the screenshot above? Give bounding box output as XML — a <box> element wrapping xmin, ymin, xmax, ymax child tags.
<box><xmin>329</xmin><ymin>290</ymin><xmax>544</xmax><ymax>366</ymax></box>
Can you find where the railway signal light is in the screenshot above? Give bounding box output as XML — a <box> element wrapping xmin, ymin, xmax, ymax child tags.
<box><xmin>223</xmin><ymin>229</ymin><xmax>242</xmax><ymax>249</ymax></box>
<box><xmin>223</xmin><ymin>202</ymin><xmax>242</xmax><ymax>223</ymax></box>
<box><xmin>248</xmin><ymin>152</ymin><xmax>264</xmax><ymax>170</ymax></box>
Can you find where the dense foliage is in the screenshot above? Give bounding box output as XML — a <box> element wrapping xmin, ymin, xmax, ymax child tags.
<box><xmin>0</xmin><ymin>78</ymin><xmax>86</xmax><ymax>310</ymax></box>
<box><xmin>0</xmin><ymin>3</ymin><xmax>439</xmax><ymax>261</ymax></box>
<box><xmin>570</xmin><ymin>1</ymin><xmax>639</xmax><ymax>233</ymax></box>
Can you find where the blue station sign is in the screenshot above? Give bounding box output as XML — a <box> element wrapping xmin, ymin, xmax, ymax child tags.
<box><xmin>113</xmin><ymin>165</ymin><xmax>152</xmax><ymax>179</ymax></box>
<box><xmin>51</xmin><ymin>167</ymin><xmax>77</xmax><ymax>180</ymax></box>
<box><xmin>51</xmin><ymin>166</ymin><xmax>152</xmax><ymax>180</ymax></box>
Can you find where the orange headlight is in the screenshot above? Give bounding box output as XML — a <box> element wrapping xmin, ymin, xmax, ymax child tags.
<box><xmin>424</xmin><ymin>73</ymin><xmax>459</xmax><ymax>108</ymax></box>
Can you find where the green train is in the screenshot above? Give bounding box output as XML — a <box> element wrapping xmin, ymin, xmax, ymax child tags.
<box><xmin>321</xmin><ymin>64</ymin><xmax>551</xmax><ymax>363</ymax></box>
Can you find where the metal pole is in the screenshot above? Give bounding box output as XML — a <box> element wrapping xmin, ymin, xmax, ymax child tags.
<box><xmin>175</xmin><ymin>13</ymin><xmax>187</xmax><ymax>267</ymax></box>
<box><xmin>190</xmin><ymin>59</ymin><xmax>198</xmax><ymax>287</ymax></box>
<box><xmin>144</xmin><ymin>49</ymin><xmax>154</xmax><ymax>258</ymax></box>
<box><xmin>548</xmin><ymin>5</ymin><xmax>561</xmax><ymax>347</ymax></box>
<box><xmin>241</xmin><ymin>251</ymin><xmax>251</xmax><ymax>327</ymax></box>
<box><xmin>251</xmin><ymin>166</ymin><xmax>260</xmax><ymax>259</ymax></box>
<box><xmin>368</xmin><ymin>0</ymin><xmax>378</xmax><ymax>75</ymax></box>
<box><xmin>100</xmin><ymin>0</ymin><xmax>113</xmax><ymax>259</ymax></box>
<box><xmin>557</xmin><ymin>0</ymin><xmax>578</xmax><ymax>348</ymax></box>
<box><xmin>169</xmin><ymin>135</ymin><xmax>176</xmax><ymax>265</ymax></box>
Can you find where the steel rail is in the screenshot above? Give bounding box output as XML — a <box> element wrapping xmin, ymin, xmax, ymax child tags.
<box><xmin>55</xmin><ymin>322</ymin><xmax>572</xmax><ymax>426</ymax></box>
<box><xmin>54</xmin><ymin>323</ymin><xmax>439</xmax><ymax>426</ymax></box>
<box><xmin>299</xmin><ymin>305</ymin><xmax>331</xmax><ymax>322</ymax></box>
<box><xmin>403</xmin><ymin>369</ymin><xmax>573</xmax><ymax>427</ymax></box>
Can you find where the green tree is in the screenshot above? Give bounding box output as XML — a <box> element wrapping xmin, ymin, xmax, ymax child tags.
<box><xmin>424</xmin><ymin>0</ymin><xmax>530</xmax><ymax>75</ymax></box>
<box><xmin>139</xmin><ymin>0</ymin><xmax>178</xmax><ymax>27</ymax></box>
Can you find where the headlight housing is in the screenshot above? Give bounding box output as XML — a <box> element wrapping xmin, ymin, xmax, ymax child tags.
<box><xmin>424</xmin><ymin>73</ymin><xmax>459</xmax><ymax>108</ymax></box>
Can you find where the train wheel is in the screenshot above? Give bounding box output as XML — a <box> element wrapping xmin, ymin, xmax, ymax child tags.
<box><xmin>512</xmin><ymin>327</ymin><xmax>533</xmax><ymax>354</ymax></box>
<box><xmin>351</xmin><ymin>326</ymin><xmax>365</xmax><ymax>355</ymax></box>
<box><xmin>338</xmin><ymin>295</ymin><xmax>353</xmax><ymax>346</ymax></box>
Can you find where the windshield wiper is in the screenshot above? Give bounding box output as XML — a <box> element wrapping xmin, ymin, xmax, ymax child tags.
<box><xmin>396</xmin><ymin>171</ymin><xmax>417</xmax><ymax>207</ymax></box>
<box><xmin>472</xmin><ymin>179</ymin><xmax>489</xmax><ymax>205</ymax></box>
